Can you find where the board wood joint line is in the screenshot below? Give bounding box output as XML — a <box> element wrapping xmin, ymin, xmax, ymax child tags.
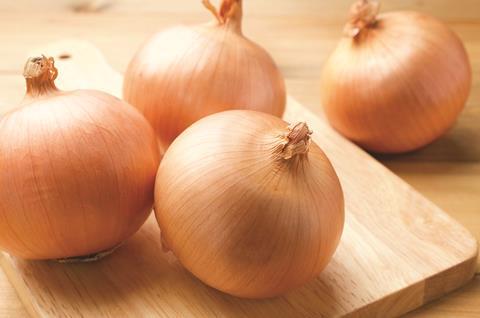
<box><xmin>0</xmin><ymin>40</ymin><xmax>478</xmax><ymax>317</ymax></box>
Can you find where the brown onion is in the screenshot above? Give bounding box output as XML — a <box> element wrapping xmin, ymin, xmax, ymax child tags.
<box><xmin>0</xmin><ymin>56</ymin><xmax>160</xmax><ymax>260</ymax></box>
<box><xmin>124</xmin><ymin>0</ymin><xmax>286</xmax><ymax>150</ymax></box>
<box><xmin>154</xmin><ymin>110</ymin><xmax>344</xmax><ymax>298</ymax></box>
<box><xmin>321</xmin><ymin>0</ymin><xmax>472</xmax><ymax>153</ymax></box>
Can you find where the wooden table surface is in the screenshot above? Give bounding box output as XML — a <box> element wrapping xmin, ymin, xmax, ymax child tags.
<box><xmin>0</xmin><ymin>0</ymin><xmax>478</xmax><ymax>317</ymax></box>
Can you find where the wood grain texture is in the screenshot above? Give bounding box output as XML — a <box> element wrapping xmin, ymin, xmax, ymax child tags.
<box><xmin>0</xmin><ymin>0</ymin><xmax>479</xmax><ymax>316</ymax></box>
<box><xmin>0</xmin><ymin>269</ymin><xmax>28</xmax><ymax>318</ymax></box>
<box><xmin>405</xmin><ymin>276</ymin><xmax>480</xmax><ymax>318</ymax></box>
<box><xmin>0</xmin><ymin>40</ymin><xmax>477</xmax><ymax>318</ymax></box>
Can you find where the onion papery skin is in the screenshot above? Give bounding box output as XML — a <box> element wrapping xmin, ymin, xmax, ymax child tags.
<box><xmin>0</xmin><ymin>59</ymin><xmax>160</xmax><ymax>260</ymax></box>
<box><xmin>321</xmin><ymin>10</ymin><xmax>472</xmax><ymax>153</ymax></box>
<box><xmin>154</xmin><ymin>110</ymin><xmax>344</xmax><ymax>298</ymax></box>
<box><xmin>123</xmin><ymin>0</ymin><xmax>286</xmax><ymax>150</ymax></box>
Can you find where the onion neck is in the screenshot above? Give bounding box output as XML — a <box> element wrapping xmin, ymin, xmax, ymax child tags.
<box><xmin>202</xmin><ymin>0</ymin><xmax>243</xmax><ymax>34</ymax></box>
<box><xmin>344</xmin><ymin>0</ymin><xmax>380</xmax><ymax>38</ymax></box>
<box><xmin>23</xmin><ymin>56</ymin><xmax>59</xmax><ymax>98</ymax></box>
<box><xmin>280</xmin><ymin>122</ymin><xmax>312</xmax><ymax>160</ymax></box>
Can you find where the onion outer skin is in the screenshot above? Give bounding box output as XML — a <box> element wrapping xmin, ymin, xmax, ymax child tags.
<box><xmin>154</xmin><ymin>110</ymin><xmax>344</xmax><ymax>298</ymax></box>
<box><xmin>321</xmin><ymin>8</ymin><xmax>472</xmax><ymax>153</ymax></box>
<box><xmin>0</xmin><ymin>57</ymin><xmax>160</xmax><ymax>260</ymax></box>
<box><xmin>123</xmin><ymin>0</ymin><xmax>286</xmax><ymax>150</ymax></box>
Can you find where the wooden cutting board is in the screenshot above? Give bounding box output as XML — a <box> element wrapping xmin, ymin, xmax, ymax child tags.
<box><xmin>0</xmin><ymin>40</ymin><xmax>477</xmax><ymax>318</ymax></box>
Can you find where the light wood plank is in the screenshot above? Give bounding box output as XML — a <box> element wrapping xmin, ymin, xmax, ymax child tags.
<box><xmin>2</xmin><ymin>0</ymin><xmax>480</xmax><ymax>21</ymax></box>
<box><xmin>407</xmin><ymin>276</ymin><xmax>480</xmax><ymax>318</ymax></box>
<box><xmin>0</xmin><ymin>269</ymin><xmax>28</xmax><ymax>318</ymax></box>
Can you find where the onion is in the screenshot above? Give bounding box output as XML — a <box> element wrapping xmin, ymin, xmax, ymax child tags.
<box><xmin>320</xmin><ymin>0</ymin><xmax>472</xmax><ymax>153</ymax></box>
<box><xmin>154</xmin><ymin>110</ymin><xmax>344</xmax><ymax>298</ymax></box>
<box><xmin>0</xmin><ymin>56</ymin><xmax>160</xmax><ymax>260</ymax></box>
<box><xmin>124</xmin><ymin>0</ymin><xmax>286</xmax><ymax>150</ymax></box>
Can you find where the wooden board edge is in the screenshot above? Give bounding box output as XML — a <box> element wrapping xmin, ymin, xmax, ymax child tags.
<box><xmin>346</xmin><ymin>281</ymin><xmax>424</xmax><ymax>317</ymax></box>
<box><xmin>347</xmin><ymin>241</ymin><xmax>478</xmax><ymax>317</ymax></box>
<box><xmin>0</xmin><ymin>253</ymin><xmax>39</xmax><ymax>318</ymax></box>
<box><xmin>1</xmin><ymin>247</ymin><xmax>477</xmax><ymax>318</ymax></box>
<box><xmin>423</xmin><ymin>242</ymin><xmax>479</xmax><ymax>303</ymax></box>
